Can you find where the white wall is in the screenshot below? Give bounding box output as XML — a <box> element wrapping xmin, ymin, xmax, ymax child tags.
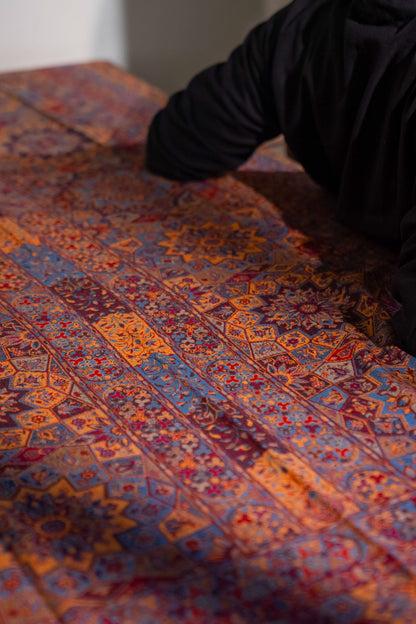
<box><xmin>263</xmin><ymin>0</ymin><xmax>290</xmax><ymax>18</ymax></box>
<box><xmin>0</xmin><ymin>0</ymin><xmax>289</xmax><ymax>91</ymax></box>
<box><xmin>123</xmin><ymin>0</ymin><xmax>290</xmax><ymax>93</ymax></box>
<box><xmin>123</xmin><ymin>0</ymin><xmax>264</xmax><ymax>93</ymax></box>
<box><xmin>0</xmin><ymin>0</ymin><xmax>126</xmax><ymax>73</ymax></box>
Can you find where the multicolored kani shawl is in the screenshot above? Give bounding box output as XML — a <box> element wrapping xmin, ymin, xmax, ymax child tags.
<box><xmin>0</xmin><ymin>62</ymin><xmax>415</xmax><ymax>624</ymax></box>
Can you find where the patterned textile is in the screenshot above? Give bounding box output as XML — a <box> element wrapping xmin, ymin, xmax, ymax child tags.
<box><xmin>0</xmin><ymin>62</ymin><xmax>415</xmax><ymax>624</ymax></box>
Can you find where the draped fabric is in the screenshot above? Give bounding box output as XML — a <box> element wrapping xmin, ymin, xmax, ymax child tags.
<box><xmin>146</xmin><ymin>0</ymin><xmax>416</xmax><ymax>356</ymax></box>
<box><xmin>0</xmin><ymin>62</ymin><xmax>415</xmax><ymax>624</ymax></box>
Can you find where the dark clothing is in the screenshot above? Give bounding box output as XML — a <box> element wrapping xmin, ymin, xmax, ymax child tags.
<box><xmin>146</xmin><ymin>0</ymin><xmax>416</xmax><ymax>357</ymax></box>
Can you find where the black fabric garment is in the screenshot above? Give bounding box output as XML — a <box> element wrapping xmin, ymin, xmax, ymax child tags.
<box><xmin>146</xmin><ymin>0</ymin><xmax>416</xmax><ymax>357</ymax></box>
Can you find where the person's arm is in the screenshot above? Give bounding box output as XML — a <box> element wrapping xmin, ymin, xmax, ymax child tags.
<box><xmin>145</xmin><ymin>7</ymin><xmax>290</xmax><ymax>181</ymax></box>
<box><xmin>392</xmin><ymin>199</ymin><xmax>416</xmax><ymax>357</ymax></box>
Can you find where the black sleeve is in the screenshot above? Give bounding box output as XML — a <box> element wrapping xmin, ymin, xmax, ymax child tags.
<box><xmin>392</xmin><ymin>200</ymin><xmax>416</xmax><ymax>358</ymax></box>
<box><xmin>145</xmin><ymin>7</ymin><xmax>289</xmax><ymax>181</ymax></box>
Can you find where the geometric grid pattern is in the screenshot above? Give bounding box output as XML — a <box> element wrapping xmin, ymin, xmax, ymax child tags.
<box><xmin>0</xmin><ymin>62</ymin><xmax>415</xmax><ymax>623</ymax></box>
